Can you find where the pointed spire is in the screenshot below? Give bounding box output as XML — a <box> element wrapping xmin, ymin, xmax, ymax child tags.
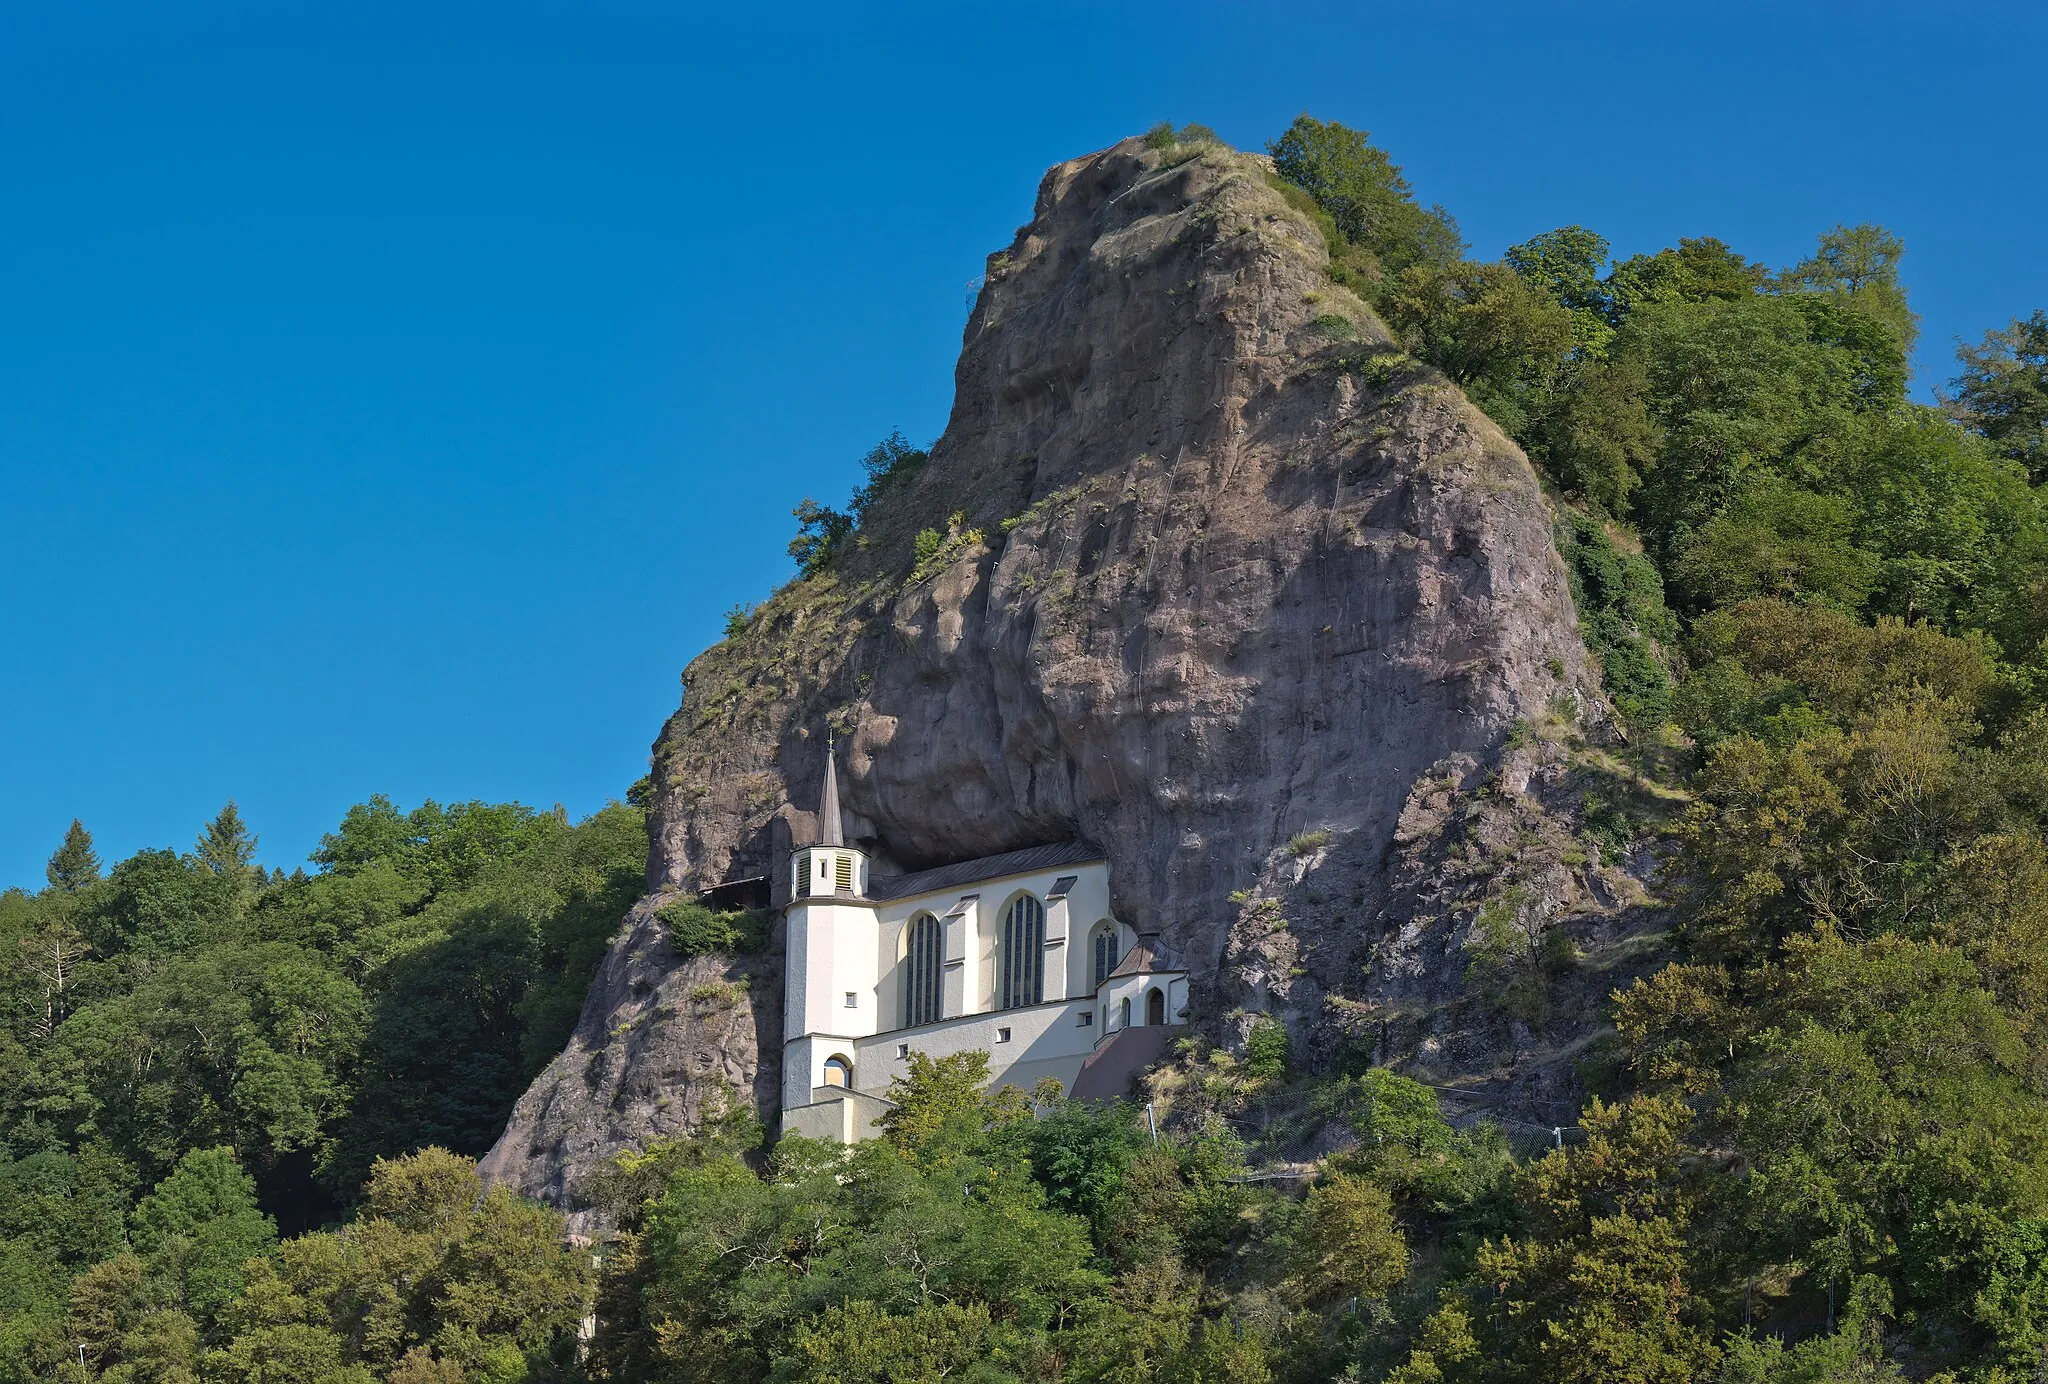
<box><xmin>819</xmin><ymin>739</ymin><xmax>844</xmax><ymax>847</ymax></box>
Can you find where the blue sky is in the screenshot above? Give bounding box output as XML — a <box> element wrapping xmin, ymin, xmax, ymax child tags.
<box><xmin>2</xmin><ymin>1</ymin><xmax>2043</xmax><ymax>888</ymax></box>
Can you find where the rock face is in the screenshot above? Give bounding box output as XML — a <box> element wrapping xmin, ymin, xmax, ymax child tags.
<box><xmin>482</xmin><ymin>135</ymin><xmax>1626</xmax><ymax>1224</ymax></box>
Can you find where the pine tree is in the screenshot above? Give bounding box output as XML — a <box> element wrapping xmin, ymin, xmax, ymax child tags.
<box><xmin>45</xmin><ymin>818</ymin><xmax>101</xmax><ymax>893</ymax></box>
<box><xmin>196</xmin><ymin>801</ymin><xmax>258</xmax><ymax>877</ymax></box>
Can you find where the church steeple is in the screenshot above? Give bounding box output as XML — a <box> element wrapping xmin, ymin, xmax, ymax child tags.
<box><xmin>819</xmin><ymin>740</ymin><xmax>845</xmax><ymax>848</ymax></box>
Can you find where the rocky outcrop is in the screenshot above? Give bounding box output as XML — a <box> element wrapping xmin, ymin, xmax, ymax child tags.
<box><xmin>484</xmin><ymin>135</ymin><xmax>1630</xmax><ymax>1221</ymax></box>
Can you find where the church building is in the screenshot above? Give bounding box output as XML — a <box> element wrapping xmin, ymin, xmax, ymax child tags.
<box><xmin>781</xmin><ymin>746</ymin><xmax>1188</xmax><ymax>1142</ymax></box>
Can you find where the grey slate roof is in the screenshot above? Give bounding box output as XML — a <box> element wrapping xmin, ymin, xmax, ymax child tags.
<box><xmin>866</xmin><ymin>840</ymin><xmax>1105</xmax><ymax>903</ymax></box>
<box><xmin>1109</xmin><ymin>934</ymin><xmax>1186</xmax><ymax>977</ymax></box>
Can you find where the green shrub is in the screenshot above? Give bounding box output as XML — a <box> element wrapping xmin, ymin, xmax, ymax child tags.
<box><xmin>723</xmin><ymin>604</ymin><xmax>754</xmax><ymax>640</ymax></box>
<box><xmin>1556</xmin><ymin>512</ymin><xmax>1676</xmax><ymax>730</ymax></box>
<box><xmin>787</xmin><ymin>499</ymin><xmax>851</xmax><ymax>576</ymax></box>
<box><xmin>658</xmin><ymin>900</ymin><xmax>770</xmax><ymax>959</ymax></box>
<box><xmin>1144</xmin><ymin>121</ymin><xmax>1218</xmax><ymax>153</ymax></box>
<box><xmin>1244</xmin><ymin>1015</ymin><xmax>1290</xmax><ymax>1080</ymax></box>
<box><xmin>912</xmin><ymin>528</ymin><xmax>943</xmax><ymax>567</ymax></box>
<box><xmin>850</xmin><ymin>430</ymin><xmax>928</xmax><ymax>522</ymax></box>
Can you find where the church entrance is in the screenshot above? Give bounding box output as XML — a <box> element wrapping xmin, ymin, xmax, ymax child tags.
<box><xmin>1146</xmin><ymin>988</ymin><xmax>1165</xmax><ymax>1026</ymax></box>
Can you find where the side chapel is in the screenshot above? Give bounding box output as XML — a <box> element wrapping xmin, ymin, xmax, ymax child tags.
<box><xmin>781</xmin><ymin>746</ymin><xmax>1188</xmax><ymax>1142</ymax></box>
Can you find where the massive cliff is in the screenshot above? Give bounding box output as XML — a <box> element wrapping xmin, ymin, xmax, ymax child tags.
<box><xmin>482</xmin><ymin>134</ymin><xmax>1662</xmax><ymax>1223</ymax></box>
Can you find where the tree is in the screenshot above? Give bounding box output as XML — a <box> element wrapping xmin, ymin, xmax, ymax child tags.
<box><xmin>778</xmin><ymin>1299</ymin><xmax>1019</xmax><ymax>1384</ymax></box>
<box><xmin>1505</xmin><ymin>226</ymin><xmax>1615</xmax><ymax>358</ymax></box>
<box><xmin>1389</xmin><ymin>1098</ymin><xmax>1718</xmax><ymax>1384</ymax></box>
<box><xmin>849</xmin><ymin>430</ymin><xmax>929</xmax><ymax>523</ymax></box>
<box><xmin>877</xmin><ymin>1050</ymin><xmax>1005</xmax><ymax>1159</ymax></box>
<box><xmin>195</xmin><ymin>802</ymin><xmax>258</xmax><ymax>878</ymax></box>
<box><xmin>1672</xmin><ymin>481</ymin><xmax>1879</xmax><ymax>611</ymax></box>
<box><xmin>17</xmin><ymin>919</ymin><xmax>93</xmax><ymax>1040</ymax></box>
<box><xmin>1606</xmin><ymin>237</ymin><xmax>1768</xmax><ymax>318</ymax></box>
<box><xmin>1384</xmin><ymin>259</ymin><xmax>1576</xmax><ymax>434</ymax></box>
<box><xmin>45</xmin><ymin>821</ymin><xmax>101</xmax><ymax>895</ymax></box>
<box><xmin>1284</xmin><ymin>1173</ymin><xmax>1408</xmax><ymax>1307</ymax></box>
<box><xmin>1268</xmin><ymin>115</ymin><xmax>1462</xmax><ymax>285</ymax></box>
<box><xmin>788</xmin><ymin>498</ymin><xmax>853</xmax><ymax>576</ymax></box>
<box><xmin>130</xmin><ymin>1148</ymin><xmax>278</xmax><ymax>1325</ymax></box>
<box><xmin>216</xmin><ymin>1149</ymin><xmax>591</xmax><ymax>1380</ymax></box>
<box><xmin>1946</xmin><ymin>309</ymin><xmax>2048</xmax><ymax>483</ymax></box>
<box><xmin>1777</xmin><ymin>223</ymin><xmax>1917</xmax><ymax>349</ymax></box>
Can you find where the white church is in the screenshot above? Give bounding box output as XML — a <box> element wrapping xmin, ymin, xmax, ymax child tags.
<box><xmin>781</xmin><ymin>747</ymin><xmax>1189</xmax><ymax>1142</ymax></box>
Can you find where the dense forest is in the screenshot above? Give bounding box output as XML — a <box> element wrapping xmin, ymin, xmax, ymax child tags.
<box><xmin>9</xmin><ymin>113</ymin><xmax>2048</xmax><ymax>1381</ymax></box>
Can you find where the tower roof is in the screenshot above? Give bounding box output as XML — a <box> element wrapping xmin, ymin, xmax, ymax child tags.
<box><xmin>819</xmin><ymin>741</ymin><xmax>844</xmax><ymax>847</ymax></box>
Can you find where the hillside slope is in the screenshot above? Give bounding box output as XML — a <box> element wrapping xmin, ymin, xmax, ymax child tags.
<box><xmin>482</xmin><ymin>135</ymin><xmax>1648</xmax><ymax>1223</ymax></box>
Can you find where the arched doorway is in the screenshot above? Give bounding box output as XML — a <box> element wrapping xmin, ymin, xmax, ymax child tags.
<box><xmin>1146</xmin><ymin>987</ymin><xmax>1166</xmax><ymax>1026</ymax></box>
<box><xmin>822</xmin><ymin>1055</ymin><xmax>852</xmax><ymax>1088</ymax></box>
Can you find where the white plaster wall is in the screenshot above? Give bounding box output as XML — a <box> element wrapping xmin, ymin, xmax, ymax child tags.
<box><xmin>1099</xmin><ymin>970</ymin><xmax>1180</xmax><ymax>1033</ymax></box>
<box><xmin>782</xmin><ymin>1034</ymin><xmax>818</xmax><ymax>1112</ymax></box>
<box><xmin>786</xmin><ymin>898</ymin><xmax>855</xmax><ymax>1038</ymax></box>
<box><xmin>851</xmin><ymin>998</ymin><xmax>1099</xmax><ymax>1095</ymax></box>
<box><xmin>865</xmin><ymin>861</ymin><xmax>1114</xmax><ymax>1025</ymax></box>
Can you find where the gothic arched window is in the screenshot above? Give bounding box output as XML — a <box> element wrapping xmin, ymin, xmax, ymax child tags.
<box><xmin>1090</xmin><ymin>921</ymin><xmax>1120</xmax><ymax>989</ymax></box>
<box><xmin>998</xmin><ymin>895</ymin><xmax>1045</xmax><ymax>1010</ymax></box>
<box><xmin>903</xmin><ymin>913</ymin><xmax>942</xmax><ymax>1029</ymax></box>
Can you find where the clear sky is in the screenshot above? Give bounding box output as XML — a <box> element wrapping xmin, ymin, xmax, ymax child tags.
<box><xmin>3</xmin><ymin>1</ymin><xmax>2043</xmax><ymax>889</ymax></box>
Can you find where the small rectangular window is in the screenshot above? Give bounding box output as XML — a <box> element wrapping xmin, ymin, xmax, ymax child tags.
<box><xmin>996</xmin><ymin>1026</ymin><xmax>1012</xmax><ymax>1043</ymax></box>
<box><xmin>844</xmin><ymin>992</ymin><xmax>857</xmax><ymax>1008</ymax></box>
<box><xmin>896</xmin><ymin>1043</ymin><xmax>910</xmax><ymax>1059</ymax></box>
<box><xmin>1077</xmin><ymin>1011</ymin><xmax>1093</xmax><ymax>1027</ymax></box>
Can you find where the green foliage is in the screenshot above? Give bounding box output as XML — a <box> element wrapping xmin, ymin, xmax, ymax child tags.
<box><xmin>1138</xmin><ymin>120</ymin><xmax>1212</xmax><ymax>154</ymax></box>
<box><xmin>1947</xmin><ymin>308</ymin><xmax>2048</xmax><ymax>481</ymax></box>
<box><xmin>46</xmin><ymin>820</ymin><xmax>101</xmax><ymax>895</ymax></box>
<box><xmin>657</xmin><ymin>898</ymin><xmax>770</xmax><ymax>958</ymax></box>
<box><xmin>1268</xmin><ymin>114</ymin><xmax>1462</xmax><ymax>292</ymax></box>
<box><xmin>1556</xmin><ymin>513</ymin><xmax>1676</xmax><ymax>729</ymax></box>
<box><xmin>1774</xmin><ymin>222</ymin><xmax>1917</xmax><ymax>349</ymax></box>
<box><xmin>1283</xmin><ymin>1172</ymin><xmax>1408</xmax><ymax>1307</ymax></box>
<box><xmin>1021</xmin><ymin>1100</ymin><xmax>1148</xmax><ymax>1240</ymax></box>
<box><xmin>788</xmin><ymin>498</ymin><xmax>853</xmax><ymax>577</ymax></box>
<box><xmin>217</xmin><ymin>1148</ymin><xmax>592</xmax><ymax>1381</ymax></box>
<box><xmin>786</xmin><ymin>430</ymin><xmax>931</xmax><ymax>578</ymax></box>
<box><xmin>1242</xmin><ymin>1015</ymin><xmax>1289</xmax><ymax>1080</ymax></box>
<box><xmin>850</xmin><ymin>430</ymin><xmax>928</xmax><ymax>522</ymax></box>
<box><xmin>128</xmin><ymin>1147</ymin><xmax>277</xmax><ymax>1325</ymax></box>
<box><xmin>194</xmin><ymin>801</ymin><xmax>257</xmax><ymax>880</ymax></box>
<box><xmin>1504</xmin><ymin>225</ymin><xmax>1616</xmax><ymax>359</ymax></box>
<box><xmin>907</xmin><ymin>512</ymin><xmax>987</xmax><ymax>582</ymax></box>
<box><xmin>876</xmin><ymin>1049</ymin><xmax>1019</xmax><ymax>1159</ymax></box>
<box><xmin>0</xmin><ymin>789</ymin><xmax>645</xmax><ymax>1254</ymax></box>
<box><xmin>1671</xmin><ymin>479</ymin><xmax>1878</xmax><ymax>611</ymax></box>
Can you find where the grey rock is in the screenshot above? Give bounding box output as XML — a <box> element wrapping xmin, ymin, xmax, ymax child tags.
<box><xmin>482</xmin><ymin>135</ymin><xmax>1628</xmax><ymax>1222</ymax></box>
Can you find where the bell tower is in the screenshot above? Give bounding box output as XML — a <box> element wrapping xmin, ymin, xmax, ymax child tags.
<box><xmin>782</xmin><ymin>741</ymin><xmax>877</xmax><ymax>1114</ymax></box>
